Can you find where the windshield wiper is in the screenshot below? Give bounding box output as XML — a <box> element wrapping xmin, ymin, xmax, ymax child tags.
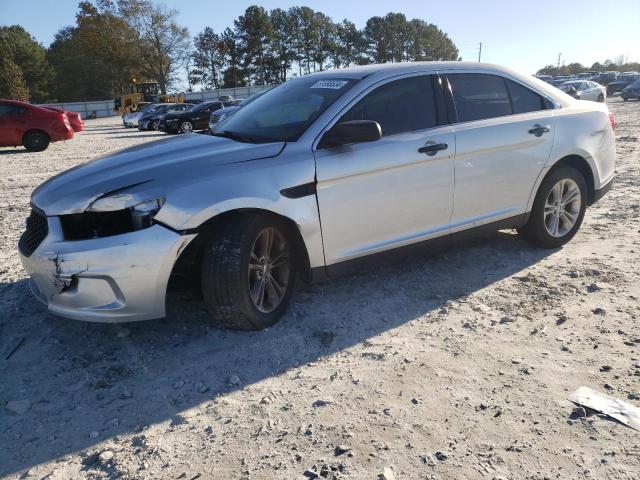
<box><xmin>211</xmin><ymin>130</ymin><xmax>257</xmax><ymax>144</ymax></box>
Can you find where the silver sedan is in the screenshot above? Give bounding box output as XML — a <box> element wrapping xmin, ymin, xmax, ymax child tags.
<box><xmin>19</xmin><ymin>62</ymin><xmax>616</xmax><ymax>329</ymax></box>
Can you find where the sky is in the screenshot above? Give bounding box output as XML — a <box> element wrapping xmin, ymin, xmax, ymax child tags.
<box><xmin>2</xmin><ymin>0</ymin><xmax>639</xmax><ymax>84</ymax></box>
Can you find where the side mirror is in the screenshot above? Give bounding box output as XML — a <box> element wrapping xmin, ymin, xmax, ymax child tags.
<box><xmin>319</xmin><ymin>120</ymin><xmax>382</xmax><ymax>149</ymax></box>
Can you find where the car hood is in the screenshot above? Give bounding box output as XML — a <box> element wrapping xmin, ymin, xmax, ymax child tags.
<box><xmin>123</xmin><ymin>112</ymin><xmax>143</xmax><ymax>121</ymax></box>
<box><xmin>32</xmin><ymin>134</ymin><xmax>286</xmax><ymax>215</ymax></box>
<box><xmin>217</xmin><ymin>106</ymin><xmax>241</xmax><ymax>114</ymax></box>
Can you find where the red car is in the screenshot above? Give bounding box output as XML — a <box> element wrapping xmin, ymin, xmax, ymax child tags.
<box><xmin>44</xmin><ymin>106</ymin><xmax>85</xmax><ymax>132</ymax></box>
<box><xmin>0</xmin><ymin>99</ymin><xmax>74</xmax><ymax>152</ymax></box>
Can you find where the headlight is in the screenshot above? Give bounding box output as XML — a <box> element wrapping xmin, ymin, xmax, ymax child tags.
<box><xmin>60</xmin><ymin>195</ymin><xmax>165</xmax><ymax>240</ymax></box>
<box><xmin>89</xmin><ymin>195</ymin><xmax>164</xmax><ymax>229</ymax></box>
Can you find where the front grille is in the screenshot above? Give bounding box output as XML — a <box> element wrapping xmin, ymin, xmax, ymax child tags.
<box><xmin>19</xmin><ymin>209</ymin><xmax>48</xmax><ymax>256</ymax></box>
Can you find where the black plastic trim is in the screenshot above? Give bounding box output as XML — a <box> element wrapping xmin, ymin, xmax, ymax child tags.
<box><xmin>280</xmin><ymin>182</ymin><xmax>317</xmax><ymax>199</ymax></box>
<box><xmin>591</xmin><ymin>178</ymin><xmax>613</xmax><ymax>205</ymax></box>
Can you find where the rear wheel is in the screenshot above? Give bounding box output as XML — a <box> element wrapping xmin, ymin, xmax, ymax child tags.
<box><xmin>152</xmin><ymin>119</ymin><xmax>160</xmax><ymax>130</ymax></box>
<box><xmin>180</xmin><ymin>121</ymin><xmax>193</xmax><ymax>133</ymax></box>
<box><xmin>201</xmin><ymin>213</ymin><xmax>296</xmax><ymax>330</ymax></box>
<box><xmin>518</xmin><ymin>166</ymin><xmax>587</xmax><ymax>248</ymax></box>
<box><xmin>23</xmin><ymin>130</ymin><xmax>50</xmax><ymax>152</ymax></box>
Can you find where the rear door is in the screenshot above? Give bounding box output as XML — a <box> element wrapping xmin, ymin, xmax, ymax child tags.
<box><xmin>0</xmin><ymin>104</ymin><xmax>27</xmax><ymax>146</ymax></box>
<box><xmin>314</xmin><ymin>73</ymin><xmax>455</xmax><ymax>265</ymax></box>
<box><xmin>444</xmin><ymin>72</ymin><xmax>555</xmax><ymax>231</ymax></box>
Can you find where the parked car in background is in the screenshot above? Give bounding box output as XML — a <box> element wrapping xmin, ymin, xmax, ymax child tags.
<box><xmin>19</xmin><ymin>62</ymin><xmax>615</xmax><ymax>329</ymax></box>
<box><xmin>160</xmin><ymin>100</ymin><xmax>238</xmax><ymax>133</ymax></box>
<box><xmin>122</xmin><ymin>102</ymin><xmax>159</xmax><ymax>128</ymax></box>
<box><xmin>0</xmin><ymin>99</ymin><xmax>74</xmax><ymax>151</ymax></box>
<box><xmin>558</xmin><ymin>80</ymin><xmax>606</xmax><ymax>102</ymax></box>
<box><xmin>607</xmin><ymin>73</ymin><xmax>640</xmax><ymax>95</ymax></box>
<box><xmin>621</xmin><ymin>78</ymin><xmax>640</xmax><ymax>101</ymax></box>
<box><xmin>591</xmin><ymin>72</ymin><xmax>619</xmax><ymax>85</ymax></box>
<box><xmin>43</xmin><ymin>107</ymin><xmax>84</xmax><ymax>132</ymax></box>
<box><xmin>138</xmin><ymin>103</ymin><xmax>193</xmax><ymax>131</ymax></box>
<box><xmin>576</xmin><ymin>72</ymin><xmax>597</xmax><ymax>79</ymax></box>
<box><xmin>208</xmin><ymin>90</ymin><xmax>270</xmax><ymax>131</ymax></box>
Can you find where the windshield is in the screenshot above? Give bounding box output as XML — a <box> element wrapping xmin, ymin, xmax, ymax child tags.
<box><xmin>212</xmin><ymin>77</ymin><xmax>359</xmax><ymax>143</ymax></box>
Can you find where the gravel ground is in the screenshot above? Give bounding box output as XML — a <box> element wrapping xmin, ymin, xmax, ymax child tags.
<box><xmin>1</xmin><ymin>99</ymin><xmax>639</xmax><ymax>480</ymax></box>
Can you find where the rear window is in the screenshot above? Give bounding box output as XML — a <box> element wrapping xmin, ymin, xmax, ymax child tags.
<box><xmin>448</xmin><ymin>74</ymin><xmax>511</xmax><ymax>122</ymax></box>
<box><xmin>449</xmin><ymin>74</ymin><xmax>548</xmax><ymax>122</ymax></box>
<box><xmin>505</xmin><ymin>79</ymin><xmax>546</xmax><ymax>114</ymax></box>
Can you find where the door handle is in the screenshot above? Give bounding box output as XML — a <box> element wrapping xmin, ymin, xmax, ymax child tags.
<box><xmin>418</xmin><ymin>142</ymin><xmax>448</xmax><ymax>156</ymax></box>
<box><xmin>528</xmin><ymin>124</ymin><xmax>551</xmax><ymax>137</ymax></box>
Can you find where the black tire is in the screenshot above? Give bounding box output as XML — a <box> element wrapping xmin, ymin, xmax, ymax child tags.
<box><xmin>201</xmin><ymin>213</ymin><xmax>296</xmax><ymax>330</ymax></box>
<box><xmin>622</xmin><ymin>96</ymin><xmax>629</xmax><ymax>102</ymax></box>
<box><xmin>23</xmin><ymin>130</ymin><xmax>50</xmax><ymax>152</ymax></box>
<box><xmin>597</xmin><ymin>93</ymin><xmax>604</xmax><ymax>102</ymax></box>
<box><xmin>517</xmin><ymin>166</ymin><xmax>588</xmax><ymax>248</ymax></box>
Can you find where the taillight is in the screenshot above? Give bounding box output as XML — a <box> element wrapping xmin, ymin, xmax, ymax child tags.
<box><xmin>608</xmin><ymin>111</ymin><xmax>615</xmax><ymax>131</ymax></box>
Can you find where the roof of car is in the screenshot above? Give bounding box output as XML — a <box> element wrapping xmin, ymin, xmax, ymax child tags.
<box><xmin>301</xmin><ymin>61</ymin><xmax>525</xmax><ymax>79</ymax></box>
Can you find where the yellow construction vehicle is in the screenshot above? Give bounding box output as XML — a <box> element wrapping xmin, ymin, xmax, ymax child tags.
<box><xmin>114</xmin><ymin>80</ymin><xmax>185</xmax><ymax>114</ymax></box>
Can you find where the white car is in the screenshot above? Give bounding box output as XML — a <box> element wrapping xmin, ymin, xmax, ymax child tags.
<box><xmin>19</xmin><ymin>62</ymin><xmax>616</xmax><ymax>329</ymax></box>
<box><xmin>122</xmin><ymin>103</ymin><xmax>159</xmax><ymax>127</ymax></box>
<box><xmin>559</xmin><ymin>80</ymin><xmax>606</xmax><ymax>102</ymax></box>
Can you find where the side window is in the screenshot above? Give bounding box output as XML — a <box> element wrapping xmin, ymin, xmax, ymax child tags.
<box><xmin>339</xmin><ymin>76</ymin><xmax>437</xmax><ymax>137</ymax></box>
<box><xmin>0</xmin><ymin>105</ymin><xmax>22</xmax><ymax>116</ymax></box>
<box><xmin>505</xmin><ymin>79</ymin><xmax>546</xmax><ymax>114</ymax></box>
<box><xmin>448</xmin><ymin>73</ymin><xmax>511</xmax><ymax>122</ymax></box>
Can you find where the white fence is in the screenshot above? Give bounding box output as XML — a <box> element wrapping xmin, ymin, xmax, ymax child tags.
<box><xmin>38</xmin><ymin>100</ymin><xmax>116</xmax><ymax>119</ymax></box>
<box><xmin>184</xmin><ymin>84</ymin><xmax>275</xmax><ymax>103</ymax></box>
<box><xmin>38</xmin><ymin>84</ymin><xmax>276</xmax><ymax>119</ymax></box>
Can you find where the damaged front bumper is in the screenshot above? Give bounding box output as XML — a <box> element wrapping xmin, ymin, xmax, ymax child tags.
<box><xmin>18</xmin><ymin>217</ymin><xmax>196</xmax><ymax>322</ymax></box>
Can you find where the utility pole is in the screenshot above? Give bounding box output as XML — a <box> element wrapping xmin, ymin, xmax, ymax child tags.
<box><xmin>557</xmin><ymin>52</ymin><xmax>562</xmax><ymax>68</ymax></box>
<box><xmin>478</xmin><ymin>42</ymin><xmax>482</xmax><ymax>62</ymax></box>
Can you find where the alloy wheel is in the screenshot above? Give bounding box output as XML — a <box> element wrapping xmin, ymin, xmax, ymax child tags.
<box><xmin>181</xmin><ymin>121</ymin><xmax>193</xmax><ymax>133</ymax></box>
<box><xmin>248</xmin><ymin>227</ymin><xmax>290</xmax><ymax>313</ymax></box>
<box><xmin>543</xmin><ymin>179</ymin><xmax>581</xmax><ymax>237</ymax></box>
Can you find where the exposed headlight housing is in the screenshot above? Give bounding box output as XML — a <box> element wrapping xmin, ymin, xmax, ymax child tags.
<box><xmin>60</xmin><ymin>196</ymin><xmax>165</xmax><ymax>240</ymax></box>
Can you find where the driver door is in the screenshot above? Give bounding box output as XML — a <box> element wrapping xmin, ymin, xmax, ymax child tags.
<box><xmin>314</xmin><ymin>74</ymin><xmax>455</xmax><ymax>266</ymax></box>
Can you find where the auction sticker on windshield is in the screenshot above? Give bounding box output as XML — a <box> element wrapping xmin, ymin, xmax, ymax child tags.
<box><xmin>310</xmin><ymin>80</ymin><xmax>349</xmax><ymax>89</ymax></box>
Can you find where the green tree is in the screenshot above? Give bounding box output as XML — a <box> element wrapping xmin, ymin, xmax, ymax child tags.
<box><xmin>333</xmin><ymin>20</ymin><xmax>367</xmax><ymax>68</ymax></box>
<box><xmin>220</xmin><ymin>27</ymin><xmax>247</xmax><ymax>87</ymax></box>
<box><xmin>311</xmin><ymin>11</ymin><xmax>336</xmax><ymax>71</ymax></box>
<box><xmin>190</xmin><ymin>27</ymin><xmax>224</xmax><ymax>90</ymax></box>
<box><xmin>408</xmin><ymin>19</ymin><xmax>458</xmax><ymax>61</ymax></box>
<box><xmin>0</xmin><ymin>56</ymin><xmax>30</xmax><ymax>101</ymax></box>
<box><xmin>269</xmin><ymin>8</ymin><xmax>297</xmax><ymax>82</ymax></box>
<box><xmin>0</xmin><ymin>25</ymin><xmax>52</xmax><ymax>102</ymax></box>
<box><xmin>363</xmin><ymin>16</ymin><xmax>389</xmax><ymax>63</ymax></box>
<box><xmin>234</xmin><ymin>6</ymin><xmax>277</xmax><ymax>85</ymax></box>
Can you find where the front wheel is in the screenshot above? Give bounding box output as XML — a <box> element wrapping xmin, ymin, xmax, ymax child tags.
<box><xmin>597</xmin><ymin>93</ymin><xmax>604</xmax><ymax>102</ymax></box>
<box><xmin>517</xmin><ymin>166</ymin><xmax>587</xmax><ymax>248</ymax></box>
<box><xmin>180</xmin><ymin>121</ymin><xmax>193</xmax><ymax>133</ymax></box>
<box><xmin>152</xmin><ymin>120</ymin><xmax>160</xmax><ymax>130</ymax></box>
<box><xmin>201</xmin><ymin>214</ymin><xmax>296</xmax><ymax>330</ymax></box>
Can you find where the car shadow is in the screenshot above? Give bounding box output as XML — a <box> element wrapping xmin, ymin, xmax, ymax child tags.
<box><xmin>0</xmin><ymin>230</ymin><xmax>555</xmax><ymax>476</ymax></box>
<box><xmin>0</xmin><ymin>148</ymin><xmax>29</xmax><ymax>155</ymax></box>
<box><xmin>105</xmin><ymin>134</ymin><xmax>166</xmax><ymax>140</ymax></box>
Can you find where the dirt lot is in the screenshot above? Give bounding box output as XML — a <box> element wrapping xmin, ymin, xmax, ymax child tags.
<box><xmin>1</xmin><ymin>100</ymin><xmax>639</xmax><ymax>480</ymax></box>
